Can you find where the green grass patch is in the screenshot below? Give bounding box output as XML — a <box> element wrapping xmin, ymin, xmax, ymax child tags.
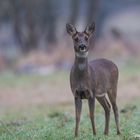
<box><xmin>119</xmin><ymin>62</ymin><xmax>140</xmax><ymax>77</ymax></box>
<box><xmin>0</xmin><ymin>102</ymin><xmax>140</xmax><ymax>140</ymax></box>
<box><xmin>0</xmin><ymin>70</ymin><xmax>68</xmax><ymax>88</ymax></box>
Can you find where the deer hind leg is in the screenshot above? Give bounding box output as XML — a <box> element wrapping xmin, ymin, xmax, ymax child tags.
<box><xmin>107</xmin><ymin>89</ymin><xmax>121</xmax><ymax>135</ymax></box>
<box><xmin>74</xmin><ymin>97</ymin><xmax>82</xmax><ymax>137</ymax></box>
<box><xmin>97</xmin><ymin>96</ymin><xmax>111</xmax><ymax>135</ymax></box>
<box><xmin>88</xmin><ymin>96</ymin><xmax>96</xmax><ymax>135</ymax></box>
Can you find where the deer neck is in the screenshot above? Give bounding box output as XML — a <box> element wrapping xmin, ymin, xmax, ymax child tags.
<box><xmin>74</xmin><ymin>54</ymin><xmax>88</xmax><ymax>72</ymax></box>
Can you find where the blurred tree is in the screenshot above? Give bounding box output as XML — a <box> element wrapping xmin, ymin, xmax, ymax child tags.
<box><xmin>10</xmin><ymin>0</ymin><xmax>24</xmax><ymax>50</ymax></box>
<box><xmin>23</xmin><ymin>0</ymin><xmax>38</xmax><ymax>52</ymax></box>
<box><xmin>86</xmin><ymin>0</ymin><xmax>99</xmax><ymax>24</ymax></box>
<box><xmin>44</xmin><ymin>0</ymin><xmax>57</xmax><ymax>45</ymax></box>
<box><xmin>11</xmin><ymin>0</ymin><xmax>38</xmax><ymax>53</ymax></box>
<box><xmin>0</xmin><ymin>0</ymin><xmax>140</xmax><ymax>54</ymax></box>
<box><xmin>0</xmin><ymin>0</ymin><xmax>10</xmax><ymax>21</ymax></box>
<box><xmin>70</xmin><ymin>0</ymin><xmax>80</xmax><ymax>25</ymax></box>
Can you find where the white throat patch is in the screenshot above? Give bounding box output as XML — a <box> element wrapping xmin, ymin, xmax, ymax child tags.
<box><xmin>78</xmin><ymin>63</ymin><xmax>86</xmax><ymax>71</ymax></box>
<box><xmin>75</xmin><ymin>52</ymin><xmax>88</xmax><ymax>58</ymax></box>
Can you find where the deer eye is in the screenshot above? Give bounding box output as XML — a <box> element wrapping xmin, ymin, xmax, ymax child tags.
<box><xmin>74</xmin><ymin>37</ymin><xmax>79</xmax><ymax>42</ymax></box>
<box><xmin>85</xmin><ymin>36</ymin><xmax>88</xmax><ymax>41</ymax></box>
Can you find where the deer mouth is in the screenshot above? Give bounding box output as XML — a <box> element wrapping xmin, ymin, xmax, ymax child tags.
<box><xmin>80</xmin><ymin>48</ymin><xmax>87</xmax><ymax>53</ymax></box>
<box><xmin>75</xmin><ymin>51</ymin><xmax>88</xmax><ymax>58</ymax></box>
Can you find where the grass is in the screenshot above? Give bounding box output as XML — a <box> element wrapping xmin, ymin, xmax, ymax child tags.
<box><xmin>0</xmin><ymin>70</ymin><xmax>68</xmax><ymax>88</ymax></box>
<box><xmin>0</xmin><ymin>62</ymin><xmax>140</xmax><ymax>140</ymax></box>
<box><xmin>0</xmin><ymin>102</ymin><xmax>140</xmax><ymax>140</ymax></box>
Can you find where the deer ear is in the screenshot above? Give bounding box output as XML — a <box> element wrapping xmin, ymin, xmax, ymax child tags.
<box><xmin>84</xmin><ymin>22</ymin><xmax>95</xmax><ymax>36</ymax></box>
<box><xmin>66</xmin><ymin>23</ymin><xmax>77</xmax><ymax>36</ymax></box>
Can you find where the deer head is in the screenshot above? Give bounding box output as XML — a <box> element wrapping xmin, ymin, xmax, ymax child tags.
<box><xmin>66</xmin><ymin>23</ymin><xmax>95</xmax><ymax>57</ymax></box>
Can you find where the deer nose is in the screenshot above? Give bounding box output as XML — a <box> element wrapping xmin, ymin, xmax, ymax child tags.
<box><xmin>79</xmin><ymin>44</ymin><xmax>86</xmax><ymax>51</ymax></box>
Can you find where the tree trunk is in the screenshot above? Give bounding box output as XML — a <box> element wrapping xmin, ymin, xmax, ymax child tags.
<box><xmin>70</xmin><ymin>0</ymin><xmax>80</xmax><ymax>25</ymax></box>
<box><xmin>11</xmin><ymin>0</ymin><xmax>38</xmax><ymax>53</ymax></box>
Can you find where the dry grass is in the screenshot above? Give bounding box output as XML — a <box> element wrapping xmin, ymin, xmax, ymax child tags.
<box><xmin>0</xmin><ymin>62</ymin><xmax>140</xmax><ymax>114</ymax></box>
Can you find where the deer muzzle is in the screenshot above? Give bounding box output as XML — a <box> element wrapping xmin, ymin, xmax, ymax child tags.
<box><xmin>79</xmin><ymin>44</ymin><xmax>87</xmax><ymax>52</ymax></box>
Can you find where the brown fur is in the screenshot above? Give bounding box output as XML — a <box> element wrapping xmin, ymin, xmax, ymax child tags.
<box><xmin>66</xmin><ymin>23</ymin><xmax>121</xmax><ymax>137</ymax></box>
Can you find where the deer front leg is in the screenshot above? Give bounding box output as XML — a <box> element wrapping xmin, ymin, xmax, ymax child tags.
<box><xmin>88</xmin><ymin>96</ymin><xmax>96</xmax><ymax>135</ymax></box>
<box><xmin>74</xmin><ymin>97</ymin><xmax>82</xmax><ymax>137</ymax></box>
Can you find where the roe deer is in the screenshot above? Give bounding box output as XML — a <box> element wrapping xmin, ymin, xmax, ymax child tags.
<box><xmin>66</xmin><ymin>23</ymin><xmax>121</xmax><ymax>137</ymax></box>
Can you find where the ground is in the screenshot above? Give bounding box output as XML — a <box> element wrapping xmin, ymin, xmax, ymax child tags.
<box><xmin>0</xmin><ymin>62</ymin><xmax>140</xmax><ymax>140</ymax></box>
